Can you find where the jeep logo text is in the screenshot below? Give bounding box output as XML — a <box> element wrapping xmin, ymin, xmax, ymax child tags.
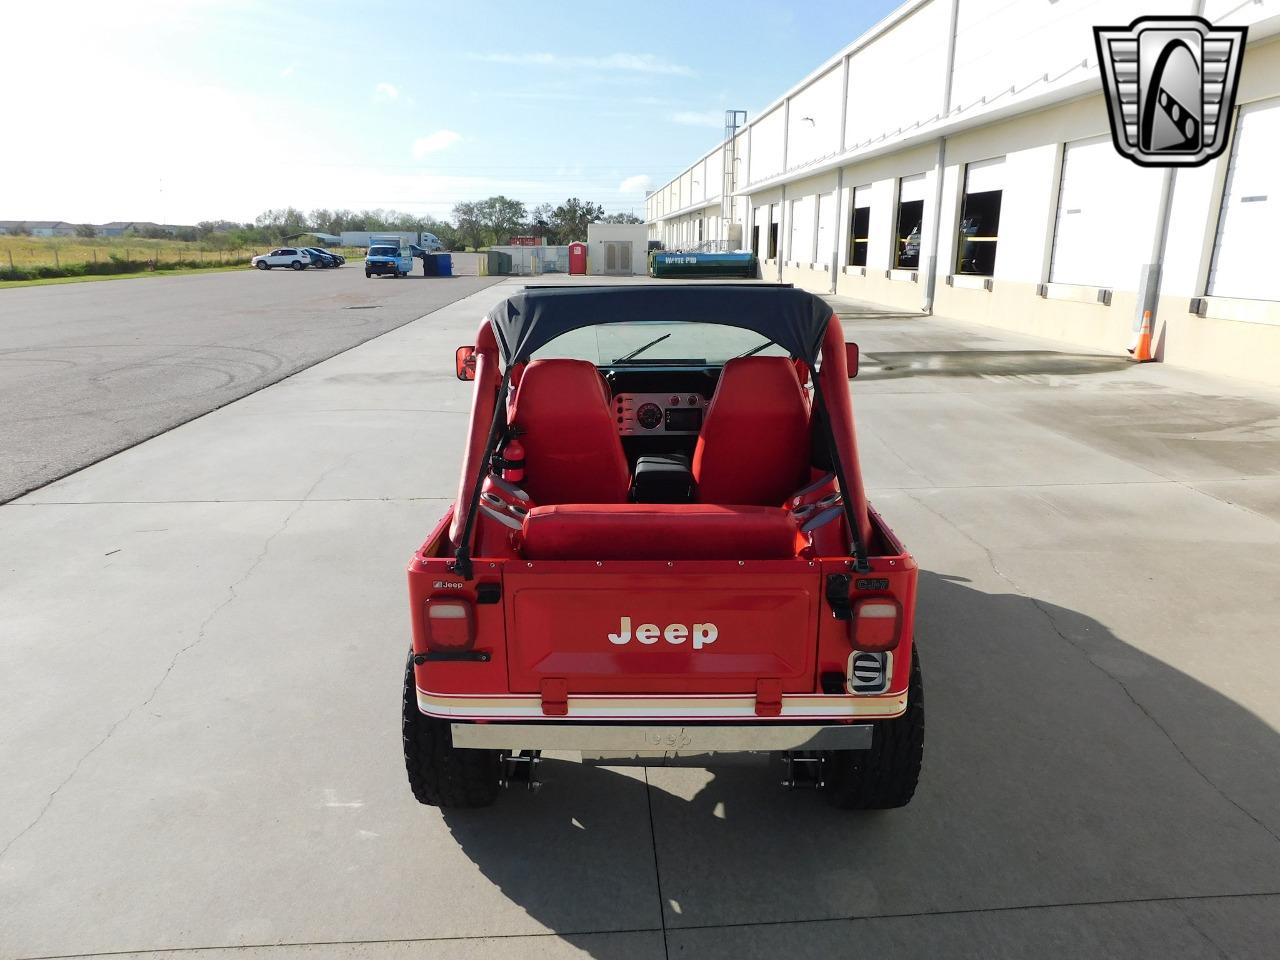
<box><xmin>608</xmin><ymin>616</ymin><xmax>717</xmax><ymax>650</ymax></box>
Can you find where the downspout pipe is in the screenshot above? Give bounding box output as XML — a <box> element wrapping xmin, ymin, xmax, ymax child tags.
<box><xmin>1131</xmin><ymin>0</ymin><xmax>1203</xmax><ymax>353</ymax></box>
<box><xmin>832</xmin><ymin>54</ymin><xmax>851</xmax><ymax>294</ymax></box>
<box><xmin>779</xmin><ymin>97</ymin><xmax>790</xmax><ymax>283</ymax></box>
<box><xmin>922</xmin><ymin>0</ymin><xmax>961</xmax><ymax>314</ymax></box>
<box><xmin>1131</xmin><ymin>169</ymin><xmax>1176</xmax><ymax>354</ymax></box>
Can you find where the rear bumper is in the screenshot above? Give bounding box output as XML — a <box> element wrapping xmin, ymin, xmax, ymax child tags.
<box><xmin>417</xmin><ymin>687</ymin><xmax>906</xmax><ymax>722</ymax></box>
<box><xmin>451</xmin><ymin>721</ymin><xmax>873</xmax><ymax>753</ymax></box>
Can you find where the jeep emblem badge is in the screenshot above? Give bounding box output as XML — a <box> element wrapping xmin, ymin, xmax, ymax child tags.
<box><xmin>608</xmin><ymin>616</ymin><xmax>718</xmax><ymax>650</ymax></box>
<box><xmin>1093</xmin><ymin>16</ymin><xmax>1246</xmax><ymax>167</ymax></box>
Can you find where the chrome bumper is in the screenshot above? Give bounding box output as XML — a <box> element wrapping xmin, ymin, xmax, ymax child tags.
<box><xmin>450</xmin><ymin>722</ymin><xmax>873</xmax><ymax>755</ymax></box>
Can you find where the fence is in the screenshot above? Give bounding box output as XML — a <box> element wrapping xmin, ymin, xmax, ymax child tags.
<box><xmin>487</xmin><ymin>245</ymin><xmax>571</xmax><ymax>276</ymax></box>
<box><xmin>0</xmin><ymin>242</ymin><xmax>256</xmax><ymax>282</ymax></box>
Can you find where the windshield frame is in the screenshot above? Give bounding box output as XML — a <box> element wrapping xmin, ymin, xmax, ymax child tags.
<box><xmin>532</xmin><ymin>320</ymin><xmax>792</xmax><ymax>368</ymax></box>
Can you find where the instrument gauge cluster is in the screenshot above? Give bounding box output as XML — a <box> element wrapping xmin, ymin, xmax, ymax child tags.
<box><xmin>613</xmin><ymin>392</ymin><xmax>707</xmax><ymax>435</ymax></box>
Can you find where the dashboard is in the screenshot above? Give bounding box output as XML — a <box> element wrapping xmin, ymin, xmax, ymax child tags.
<box><xmin>613</xmin><ymin>392</ymin><xmax>708</xmax><ymax>435</ymax></box>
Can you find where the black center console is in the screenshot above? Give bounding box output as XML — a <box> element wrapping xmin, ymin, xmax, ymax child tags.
<box><xmin>632</xmin><ymin>454</ymin><xmax>694</xmax><ymax>503</ymax></box>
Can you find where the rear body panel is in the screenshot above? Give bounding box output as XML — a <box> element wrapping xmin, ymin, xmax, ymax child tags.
<box><xmin>407</xmin><ymin>506</ymin><xmax>917</xmax><ymax>724</ymax></box>
<box><xmin>503</xmin><ymin>563</ymin><xmax>819</xmax><ymax>694</ymax></box>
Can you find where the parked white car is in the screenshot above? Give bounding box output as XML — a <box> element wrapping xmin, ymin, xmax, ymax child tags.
<box><xmin>252</xmin><ymin>248</ymin><xmax>312</xmax><ymax>271</ymax></box>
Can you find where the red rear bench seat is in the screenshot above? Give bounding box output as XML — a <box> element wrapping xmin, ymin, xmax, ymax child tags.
<box><xmin>520</xmin><ymin>503</ymin><xmax>798</xmax><ymax>561</ymax></box>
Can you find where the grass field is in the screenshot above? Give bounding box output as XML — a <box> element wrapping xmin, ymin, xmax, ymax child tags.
<box><xmin>0</xmin><ymin>236</ymin><xmax>367</xmax><ymax>270</ymax></box>
<box><xmin>0</xmin><ymin>236</ymin><xmax>369</xmax><ymax>285</ymax></box>
<box><xmin>0</xmin><ymin>235</ymin><xmax>253</xmax><ymax>269</ymax></box>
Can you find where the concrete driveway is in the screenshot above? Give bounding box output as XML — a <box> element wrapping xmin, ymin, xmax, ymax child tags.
<box><xmin>2</xmin><ymin>279</ymin><xmax>1279</xmax><ymax>958</ymax></box>
<box><xmin>0</xmin><ymin>265</ymin><xmax>502</xmax><ymax>503</ymax></box>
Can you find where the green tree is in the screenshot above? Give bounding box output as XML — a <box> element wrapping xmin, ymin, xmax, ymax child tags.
<box><xmin>600</xmin><ymin>212</ymin><xmax>642</xmax><ymax>225</ymax></box>
<box><xmin>452</xmin><ymin>200</ymin><xmax>485</xmax><ymax>250</ymax></box>
<box><xmin>307</xmin><ymin>209</ymin><xmax>336</xmax><ymax>234</ymax></box>
<box><xmin>528</xmin><ymin>203</ymin><xmax>557</xmax><ymax>244</ymax></box>
<box><xmin>432</xmin><ymin>223</ymin><xmax>464</xmax><ymax>251</ymax></box>
<box><xmin>476</xmin><ymin>195</ymin><xmax>528</xmax><ymax>245</ymax></box>
<box><xmin>255</xmin><ymin>207</ymin><xmax>309</xmax><ymax>238</ymax></box>
<box><xmin>196</xmin><ymin>220</ymin><xmax>239</xmax><ymax>238</ymax></box>
<box><xmin>74</xmin><ymin>223</ymin><xmax>97</xmax><ymax>237</ymax></box>
<box><xmin>550</xmin><ymin>198</ymin><xmax>605</xmax><ymax>244</ymax></box>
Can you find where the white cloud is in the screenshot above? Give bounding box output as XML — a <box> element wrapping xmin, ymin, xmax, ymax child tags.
<box><xmin>279</xmin><ymin>64</ymin><xmax>296</xmax><ymax>78</ymax></box>
<box><xmin>374</xmin><ymin>82</ymin><xmax>399</xmax><ymax>102</ymax></box>
<box><xmin>412</xmin><ymin>129</ymin><xmax>462</xmax><ymax>158</ymax></box>
<box><xmin>471</xmin><ymin>51</ymin><xmax>693</xmax><ymax>76</ymax></box>
<box><xmin>671</xmin><ymin>110</ymin><xmax>723</xmax><ymax>128</ymax></box>
<box><xmin>619</xmin><ymin>174</ymin><xmax>652</xmax><ymax>194</ymax></box>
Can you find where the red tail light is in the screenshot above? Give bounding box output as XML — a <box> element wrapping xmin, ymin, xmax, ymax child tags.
<box><xmin>851</xmin><ymin>598</ymin><xmax>901</xmax><ymax>652</ymax></box>
<box><xmin>423</xmin><ymin>597</ymin><xmax>475</xmax><ymax>651</ymax></box>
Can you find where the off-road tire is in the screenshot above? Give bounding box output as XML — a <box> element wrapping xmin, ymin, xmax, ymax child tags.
<box><xmin>257</xmin><ymin>260</ymin><xmax>269</xmax><ymax>270</ymax></box>
<box><xmin>824</xmin><ymin>649</ymin><xmax>924</xmax><ymax>809</ymax></box>
<box><xmin>402</xmin><ymin>653</ymin><xmax>502</xmax><ymax>808</ymax></box>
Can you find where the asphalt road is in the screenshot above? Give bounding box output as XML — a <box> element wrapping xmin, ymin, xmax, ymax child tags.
<box><xmin>0</xmin><ymin>261</ymin><xmax>501</xmax><ymax>502</ymax></box>
<box><xmin>2</xmin><ymin>278</ymin><xmax>1280</xmax><ymax>958</ymax></box>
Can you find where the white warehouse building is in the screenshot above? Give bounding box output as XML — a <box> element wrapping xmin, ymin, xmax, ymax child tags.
<box><xmin>646</xmin><ymin>0</ymin><xmax>1280</xmax><ymax>386</ymax></box>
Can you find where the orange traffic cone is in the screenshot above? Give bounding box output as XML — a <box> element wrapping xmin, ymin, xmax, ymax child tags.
<box><xmin>1130</xmin><ymin>310</ymin><xmax>1155</xmax><ymax>363</ymax></box>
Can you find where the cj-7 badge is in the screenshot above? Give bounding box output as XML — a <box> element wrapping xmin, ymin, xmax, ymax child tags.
<box><xmin>609</xmin><ymin>616</ymin><xmax>718</xmax><ymax>650</ymax></box>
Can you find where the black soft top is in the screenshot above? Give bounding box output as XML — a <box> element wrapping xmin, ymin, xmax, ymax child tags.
<box><xmin>485</xmin><ymin>284</ymin><xmax>833</xmax><ymax>367</ymax></box>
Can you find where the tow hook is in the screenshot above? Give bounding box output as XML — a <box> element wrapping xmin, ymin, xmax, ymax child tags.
<box><xmin>781</xmin><ymin>753</ymin><xmax>826</xmax><ymax>789</ymax></box>
<box><xmin>500</xmin><ymin>751</ymin><xmax>542</xmax><ymax>792</ymax></box>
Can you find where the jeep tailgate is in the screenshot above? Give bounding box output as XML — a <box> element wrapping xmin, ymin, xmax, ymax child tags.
<box><xmin>502</xmin><ymin>565</ymin><xmax>820</xmax><ymax>694</ymax></box>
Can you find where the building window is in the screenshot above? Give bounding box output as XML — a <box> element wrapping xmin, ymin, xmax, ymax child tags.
<box><xmin>848</xmin><ymin>203</ymin><xmax>870</xmax><ymax>266</ymax></box>
<box><xmin>767</xmin><ymin>203</ymin><xmax>780</xmax><ymax>259</ymax></box>
<box><xmin>751</xmin><ymin>224</ymin><xmax>760</xmax><ymax>257</ymax></box>
<box><xmin>955</xmin><ymin>159</ymin><xmax>1003</xmax><ymax>276</ymax></box>
<box><xmin>894</xmin><ymin>175</ymin><xmax>926</xmax><ymax>270</ymax></box>
<box><xmin>956</xmin><ymin>190</ymin><xmax>1001</xmax><ymax>275</ymax></box>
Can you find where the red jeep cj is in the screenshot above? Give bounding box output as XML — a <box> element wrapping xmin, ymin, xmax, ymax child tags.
<box><xmin>403</xmin><ymin>285</ymin><xmax>923</xmax><ymax>808</ymax></box>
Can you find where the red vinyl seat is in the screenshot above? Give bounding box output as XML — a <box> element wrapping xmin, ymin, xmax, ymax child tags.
<box><xmin>693</xmin><ymin>356</ymin><xmax>812</xmax><ymax>506</ymax></box>
<box><xmin>520</xmin><ymin>503</ymin><xmax>798</xmax><ymax>560</ymax></box>
<box><xmin>509</xmin><ymin>358</ymin><xmax>631</xmax><ymax>505</ymax></box>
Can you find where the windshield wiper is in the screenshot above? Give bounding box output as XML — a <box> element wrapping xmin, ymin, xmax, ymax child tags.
<box><xmin>613</xmin><ymin>333</ymin><xmax>671</xmax><ymax>364</ymax></box>
<box><xmin>734</xmin><ymin>338</ymin><xmax>776</xmax><ymax>359</ymax></box>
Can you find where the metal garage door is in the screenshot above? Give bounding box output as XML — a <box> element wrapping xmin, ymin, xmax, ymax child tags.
<box><xmin>816</xmin><ymin>192</ymin><xmax>837</xmax><ymax>266</ymax></box>
<box><xmin>789</xmin><ymin>195</ymin><xmax>815</xmax><ymax>263</ymax></box>
<box><xmin>1208</xmin><ymin>97</ymin><xmax>1280</xmax><ymax>301</ymax></box>
<box><xmin>1050</xmin><ymin>135</ymin><xmax>1165</xmax><ymax>290</ymax></box>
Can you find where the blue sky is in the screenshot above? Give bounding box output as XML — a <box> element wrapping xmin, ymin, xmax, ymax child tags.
<box><xmin>6</xmin><ymin>0</ymin><xmax>902</xmax><ymax>225</ymax></box>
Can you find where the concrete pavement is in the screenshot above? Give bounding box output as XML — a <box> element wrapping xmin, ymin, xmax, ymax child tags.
<box><xmin>2</xmin><ymin>278</ymin><xmax>1279</xmax><ymax>958</ymax></box>
<box><xmin>0</xmin><ymin>265</ymin><xmax>502</xmax><ymax>503</ymax></box>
